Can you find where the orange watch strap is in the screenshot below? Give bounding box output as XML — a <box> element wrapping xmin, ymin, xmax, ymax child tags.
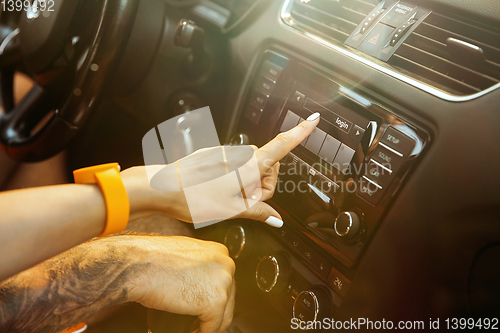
<box><xmin>59</xmin><ymin>322</ymin><xmax>87</xmax><ymax>333</ymax></box>
<box><xmin>73</xmin><ymin>163</ymin><xmax>130</xmax><ymax>237</ymax></box>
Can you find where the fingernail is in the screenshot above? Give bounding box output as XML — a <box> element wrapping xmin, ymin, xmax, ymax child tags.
<box><xmin>307</xmin><ymin>112</ymin><xmax>320</xmax><ymax>121</ymax></box>
<box><xmin>265</xmin><ymin>216</ymin><xmax>284</xmax><ymax>228</ymax></box>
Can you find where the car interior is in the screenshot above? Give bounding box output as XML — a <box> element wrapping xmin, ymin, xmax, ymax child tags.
<box><xmin>0</xmin><ymin>0</ymin><xmax>499</xmax><ymax>332</ymax></box>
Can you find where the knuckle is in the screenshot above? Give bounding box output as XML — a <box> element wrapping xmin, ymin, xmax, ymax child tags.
<box><xmin>252</xmin><ymin>205</ymin><xmax>265</xmax><ymax>220</ymax></box>
<box><xmin>262</xmin><ymin>158</ymin><xmax>274</xmax><ymax>170</ymax></box>
<box><xmin>225</xmin><ymin>257</ymin><xmax>236</xmax><ymax>276</ymax></box>
<box><xmin>214</xmin><ymin>285</ymin><xmax>230</xmax><ymax>303</ymax></box>
<box><xmin>276</xmin><ymin>132</ymin><xmax>291</xmax><ymax>144</ymax></box>
<box><xmin>214</xmin><ymin>242</ymin><xmax>229</xmax><ymax>255</ymax></box>
<box><xmin>297</xmin><ymin>121</ymin><xmax>308</xmax><ymax>130</ymax></box>
<box><xmin>222</xmin><ymin>271</ymin><xmax>234</xmax><ymax>288</ymax></box>
<box><xmin>205</xmin><ymin>240</ymin><xmax>230</xmax><ymax>256</ymax></box>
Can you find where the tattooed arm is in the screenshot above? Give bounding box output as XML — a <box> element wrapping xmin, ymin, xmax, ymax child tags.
<box><xmin>0</xmin><ymin>235</ymin><xmax>236</xmax><ymax>333</ymax></box>
<box><xmin>0</xmin><ymin>236</ymin><xmax>136</xmax><ymax>333</ymax></box>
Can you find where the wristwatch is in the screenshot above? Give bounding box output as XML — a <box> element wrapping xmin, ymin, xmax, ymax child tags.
<box><xmin>73</xmin><ymin>163</ymin><xmax>130</xmax><ymax>237</ymax></box>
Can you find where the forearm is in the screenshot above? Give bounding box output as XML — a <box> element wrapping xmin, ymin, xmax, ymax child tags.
<box><xmin>0</xmin><ymin>165</ymin><xmax>177</xmax><ymax>282</ymax></box>
<box><xmin>0</xmin><ymin>184</ymin><xmax>107</xmax><ymax>281</ymax></box>
<box><xmin>0</xmin><ymin>236</ymin><xmax>140</xmax><ymax>333</ymax></box>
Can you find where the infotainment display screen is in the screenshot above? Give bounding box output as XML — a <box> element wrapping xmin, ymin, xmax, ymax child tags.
<box><xmin>277</xmin><ymin>80</ymin><xmax>379</xmax><ymax>199</ymax></box>
<box><xmin>281</xmin><ymin>98</ymin><xmax>370</xmax><ymax>176</ymax></box>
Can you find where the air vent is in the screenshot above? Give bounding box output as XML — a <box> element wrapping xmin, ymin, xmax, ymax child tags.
<box><xmin>389</xmin><ymin>12</ymin><xmax>500</xmax><ymax>96</ymax></box>
<box><xmin>283</xmin><ymin>0</ymin><xmax>382</xmax><ymax>44</ymax></box>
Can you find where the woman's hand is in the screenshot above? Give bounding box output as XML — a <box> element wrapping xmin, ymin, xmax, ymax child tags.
<box><xmin>120</xmin><ymin>113</ymin><xmax>320</xmax><ymax>227</ymax></box>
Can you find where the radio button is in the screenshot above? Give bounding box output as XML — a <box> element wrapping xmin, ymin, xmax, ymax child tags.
<box><xmin>366</xmin><ymin>160</ymin><xmax>393</xmax><ymax>187</ymax></box>
<box><xmin>333</xmin><ymin>144</ymin><xmax>356</xmax><ymax>174</ymax></box>
<box><xmin>314</xmin><ymin>256</ymin><xmax>332</xmax><ymax>279</ymax></box>
<box><xmin>305</xmin><ymin>127</ymin><xmax>327</xmax><ymax>155</ymax></box>
<box><xmin>276</xmin><ymin>225</ymin><xmax>292</xmax><ymax>242</ymax></box>
<box><xmin>318</xmin><ymin>135</ymin><xmax>342</xmax><ymax>164</ymax></box>
<box><xmin>289</xmin><ymin>234</ymin><xmax>304</xmax><ymax>252</ymax></box>
<box><xmin>255</xmin><ymin>75</ymin><xmax>275</xmax><ymax>94</ymax></box>
<box><xmin>299</xmin><ymin>118</ymin><xmax>308</xmax><ymax>146</ymax></box>
<box><xmin>350</xmin><ymin>125</ymin><xmax>366</xmax><ymax>142</ymax></box>
<box><xmin>301</xmin><ymin>243</ymin><xmax>316</xmax><ymax>265</ymax></box>
<box><xmin>292</xmin><ymin>91</ymin><xmax>306</xmax><ymax>106</ymax></box>
<box><xmin>358</xmin><ymin>177</ymin><xmax>384</xmax><ymax>205</ymax></box>
<box><xmin>372</xmin><ymin>145</ymin><xmax>405</xmax><ymax>171</ymax></box>
<box><xmin>328</xmin><ymin>267</ymin><xmax>351</xmax><ymax>298</ymax></box>
<box><xmin>249</xmin><ymin>90</ymin><xmax>269</xmax><ymax>109</ymax></box>
<box><xmin>245</xmin><ymin>106</ymin><xmax>263</xmax><ymax>124</ymax></box>
<box><xmin>261</xmin><ymin>61</ymin><xmax>283</xmax><ymax>81</ymax></box>
<box><xmin>280</xmin><ymin>110</ymin><xmax>300</xmax><ymax>132</ymax></box>
<box><xmin>380</xmin><ymin>127</ymin><xmax>415</xmax><ymax>156</ymax></box>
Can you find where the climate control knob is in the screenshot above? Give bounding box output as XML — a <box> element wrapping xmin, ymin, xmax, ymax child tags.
<box><xmin>229</xmin><ymin>133</ymin><xmax>249</xmax><ymax>145</ymax></box>
<box><xmin>334</xmin><ymin>211</ymin><xmax>361</xmax><ymax>241</ymax></box>
<box><xmin>293</xmin><ymin>288</ymin><xmax>331</xmax><ymax>323</ymax></box>
<box><xmin>224</xmin><ymin>225</ymin><xmax>252</xmax><ymax>260</ymax></box>
<box><xmin>255</xmin><ymin>254</ymin><xmax>290</xmax><ymax>293</ymax></box>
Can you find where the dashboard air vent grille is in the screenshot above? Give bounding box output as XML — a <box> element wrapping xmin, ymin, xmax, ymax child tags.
<box><xmin>286</xmin><ymin>0</ymin><xmax>382</xmax><ymax>44</ymax></box>
<box><xmin>390</xmin><ymin>12</ymin><xmax>500</xmax><ymax>95</ymax></box>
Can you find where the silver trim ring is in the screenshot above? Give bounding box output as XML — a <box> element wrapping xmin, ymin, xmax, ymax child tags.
<box><xmin>224</xmin><ymin>225</ymin><xmax>246</xmax><ymax>259</ymax></box>
<box><xmin>0</xmin><ymin>28</ymin><xmax>20</xmax><ymax>55</ymax></box>
<box><xmin>255</xmin><ymin>256</ymin><xmax>279</xmax><ymax>293</ymax></box>
<box><xmin>334</xmin><ymin>212</ymin><xmax>353</xmax><ymax>237</ymax></box>
<box><xmin>280</xmin><ymin>0</ymin><xmax>500</xmax><ymax>102</ymax></box>
<box><xmin>293</xmin><ymin>290</ymin><xmax>320</xmax><ymax>322</ymax></box>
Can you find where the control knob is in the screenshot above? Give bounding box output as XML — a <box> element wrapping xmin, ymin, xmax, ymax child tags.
<box><xmin>229</xmin><ymin>133</ymin><xmax>249</xmax><ymax>145</ymax></box>
<box><xmin>334</xmin><ymin>211</ymin><xmax>362</xmax><ymax>241</ymax></box>
<box><xmin>293</xmin><ymin>287</ymin><xmax>331</xmax><ymax>323</ymax></box>
<box><xmin>255</xmin><ymin>254</ymin><xmax>290</xmax><ymax>293</ymax></box>
<box><xmin>174</xmin><ymin>19</ymin><xmax>210</xmax><ymax>79</ymax></box>
<box><xmin>224</xmin><ymin>224</ymin><xmax>252</xmax><ymax>260</ymax></box>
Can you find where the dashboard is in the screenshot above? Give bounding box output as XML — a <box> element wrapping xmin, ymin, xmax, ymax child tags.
<box><xmin>71</xmin><ymin>0</ymin><xmax>500</xmax><ymax>331</ymax></box>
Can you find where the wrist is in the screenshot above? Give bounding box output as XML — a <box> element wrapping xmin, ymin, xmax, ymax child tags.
<box><xmin>92</xmin><ymin>236</ymin><xmax>149</xmax><ymax>303</ymax></box>
<box><xmin>112</xmin><ymin>236</ymin><xmax>157</xmax><ymax>304</ymax></box>
<box><xmin>120</xmin><ymin>166</ymin><xmax>186</xmax><ymax>221</ymax></box>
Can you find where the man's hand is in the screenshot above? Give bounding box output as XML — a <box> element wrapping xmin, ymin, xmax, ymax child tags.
<box><xmin>0</xmin><ymin>235</ymin><xmax>235</xmax><ymax>333</ymax></box>
<box><xmin>127</xmin><ymin>236</ymin><xmax>235</xmax><ymax>333</ymax></box>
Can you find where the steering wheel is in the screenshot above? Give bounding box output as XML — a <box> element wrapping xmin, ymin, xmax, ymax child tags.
<box><xmin>0</xmin><ymin>0</ymin><xmax>138</xmax><ymax>162</ymax></box>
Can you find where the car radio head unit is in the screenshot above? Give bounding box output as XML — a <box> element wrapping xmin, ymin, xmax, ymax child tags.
<box><xmin>233</xmin><ymin>50</ymin><xmax>429</xmax><ymax>268</ymax></box>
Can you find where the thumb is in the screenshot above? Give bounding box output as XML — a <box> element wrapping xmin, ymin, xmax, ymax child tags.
<box><xmin>238</xmin><ymin>202</ymin><xmax>283</xmax><ymax>228</ymax></box>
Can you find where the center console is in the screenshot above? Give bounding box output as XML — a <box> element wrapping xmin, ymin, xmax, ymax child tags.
<box><xmin>223</xmin><ymin>48</ymin><xmax>430</xmax><ymax>327</ymax></box>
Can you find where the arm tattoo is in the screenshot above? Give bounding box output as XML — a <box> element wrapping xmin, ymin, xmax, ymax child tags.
<box><xmin>0</xmin><ymin>238</ymin><xmax>138</xmax><ymax>333</ymax></box>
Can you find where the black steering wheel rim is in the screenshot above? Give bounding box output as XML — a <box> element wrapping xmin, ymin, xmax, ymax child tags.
<box><xmin>0</xmin><ymin>0</ymin><xmax>139</xmax><ymax>162</ymax></box>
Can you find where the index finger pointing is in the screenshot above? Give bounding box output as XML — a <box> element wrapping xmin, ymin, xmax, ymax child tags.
<box><xmin>256</xmin><ymin>112</ymin><xmax>320</xmax><ymax>173</ymax></box>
